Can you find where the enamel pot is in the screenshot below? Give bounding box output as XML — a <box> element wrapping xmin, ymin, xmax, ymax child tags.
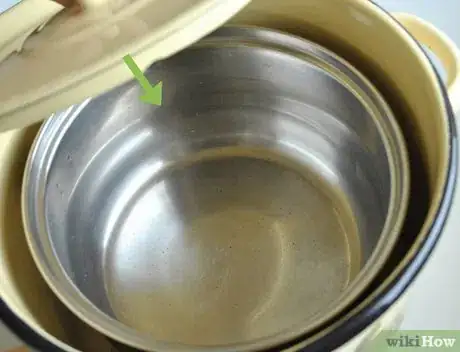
<box><xmin>0</xmin><ymin>0</ymin><xmax>458</xmax><ymax>351</ymax></box>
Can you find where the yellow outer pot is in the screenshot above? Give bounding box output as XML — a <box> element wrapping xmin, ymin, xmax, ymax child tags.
<box><xmin>0</xmin><ymin>0</ymin><xmax>458</xmax><ymax>351</ymax></box>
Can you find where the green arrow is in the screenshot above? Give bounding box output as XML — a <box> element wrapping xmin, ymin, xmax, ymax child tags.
<box><xmin>123</xmin><ymin>54</ymin><xmax>163</xmax><ymax>106</ymax></box>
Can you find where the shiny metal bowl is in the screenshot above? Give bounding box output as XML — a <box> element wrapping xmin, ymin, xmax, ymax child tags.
<box><xmin>22</xmin><ymin>26</ymin><xmax>409</xmax><ymax>351</ymax></box>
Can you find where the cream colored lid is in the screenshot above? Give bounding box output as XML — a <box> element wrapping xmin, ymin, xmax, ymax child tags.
<box><xmin>0</xmin><ymin>0</ymin><xmax>250</xmax><ymax>131</ymax></box>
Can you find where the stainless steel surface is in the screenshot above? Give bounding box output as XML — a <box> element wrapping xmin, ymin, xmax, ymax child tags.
<box><xmin>22</xmin><ymin>26</ymin><xmax>409</xmax><ymax>351</ymax></box>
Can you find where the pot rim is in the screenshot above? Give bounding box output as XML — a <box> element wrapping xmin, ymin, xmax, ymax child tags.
<box><xmin>0</xmin><ymin>2</ymin><xmax>457</xmax><ymax>352</ymax></box>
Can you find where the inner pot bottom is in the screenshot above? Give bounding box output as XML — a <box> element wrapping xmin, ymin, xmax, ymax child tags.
<box><xmin>65</xmin><ymin>144</ymin><xmax>361</xmax><ymax>346</ymax></box>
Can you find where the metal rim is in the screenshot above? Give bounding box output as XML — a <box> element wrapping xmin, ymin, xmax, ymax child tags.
<box><xmin>20</xmin><ymin>26</ymin><xmax>410</xmax><ymax>352</ymax></box>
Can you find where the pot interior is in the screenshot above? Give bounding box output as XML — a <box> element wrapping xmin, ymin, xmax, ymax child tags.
<box><xmin>22</xmin><ymin>25</ymin><xmax>408</xmax><ymax>350</ymax></box>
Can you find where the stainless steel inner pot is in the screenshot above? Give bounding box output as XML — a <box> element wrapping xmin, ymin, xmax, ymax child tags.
<box><xmin>22</xmin><ymin>26</ymin><xmax>409</xmax><ymax>351</ymax></box>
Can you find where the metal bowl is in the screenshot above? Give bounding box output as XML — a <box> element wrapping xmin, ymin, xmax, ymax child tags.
<box><xmin>22</xmin><ymin>26</ymin><xmax>409</xmax><ymax>351</ymax></box>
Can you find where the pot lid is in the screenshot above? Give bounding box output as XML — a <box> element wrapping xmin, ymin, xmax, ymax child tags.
<box><xmin>0</xmin><ymin>0</ymin><xmax>250</xmax><ymax>131</ymax></box>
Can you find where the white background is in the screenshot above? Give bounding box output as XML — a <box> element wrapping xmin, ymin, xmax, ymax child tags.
<box><xmin>0</xmin><ymin>0</ymin><xmax>459</xmax><ymax>350</ymax></box>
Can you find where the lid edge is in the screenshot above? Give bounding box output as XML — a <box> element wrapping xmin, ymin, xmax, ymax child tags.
<box><xmin>0</xmin><ymin>0</ymin><xmax>251</xmax><ymax>132</ymax></box>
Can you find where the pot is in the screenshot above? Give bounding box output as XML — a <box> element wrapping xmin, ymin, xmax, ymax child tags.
<box><xmin>21</xmin><ymin>25</ymin><xmax>410</xmax><ymax>351</ymax></box>
<box><xmin>0</xmin><ymin>0</ymin><xmax>458</xmax><ymax>351</ymax></box>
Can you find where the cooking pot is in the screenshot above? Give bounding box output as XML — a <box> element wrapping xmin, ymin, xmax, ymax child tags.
<box><xmin>0</xmin><ymin>0</ymin><xmax>458</xmax><ymax>351</ymax></box>
<box><xmin>20</xmin><ymin>25</ymin><xmax>410</xmax><ymax>351</ymax></box>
